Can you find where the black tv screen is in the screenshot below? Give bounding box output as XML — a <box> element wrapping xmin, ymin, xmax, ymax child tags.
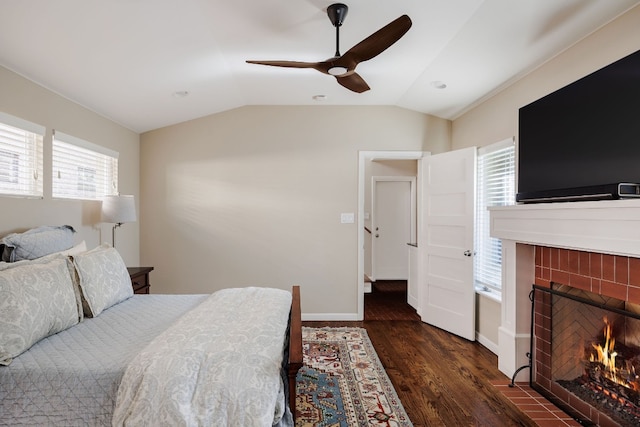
<box><xmin>517</xmin><ymin>48</ymin><xmax>640</xmax><ymax>203</ymax></box>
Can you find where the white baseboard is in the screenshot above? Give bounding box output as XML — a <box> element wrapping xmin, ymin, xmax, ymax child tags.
<box><xmin>364</xmin><ymin>282</ymin><xmax>372</xmax><ymax>293</ymax></box>
<box><xmin>476</xmin><ymin>332</ymin><xmax>499</xmax><ymax>355</ymax></box>
<box><xmin>302</xmin><ymin>313</ymin><xmax>360</xmax><ymax>321</ymax></box>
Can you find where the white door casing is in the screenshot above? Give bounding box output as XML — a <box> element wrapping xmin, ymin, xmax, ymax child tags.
<box><xmin>371</xmin><ymin>177</ymin><xmax>416</xmax><ymax>280</ymax></box>
<box><xmin>420</xmin><ymin>147</ymin><xmax>476</xmax><ymax>341</ymax></box>
<box><xmin>407</xmin><ymin>244</ymin><xmax>419</xmax><ymax>309</ymax></box>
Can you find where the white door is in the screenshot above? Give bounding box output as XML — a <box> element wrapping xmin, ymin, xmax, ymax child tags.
<box><xmin>372</xmin><ymin>178</ymin><xmax>415</xmax><ymax>280</ymax></box>
<box><xmin>420</xmin><ymin>147</ymin><xmax>476</xmax><ymax>341</ymax></box>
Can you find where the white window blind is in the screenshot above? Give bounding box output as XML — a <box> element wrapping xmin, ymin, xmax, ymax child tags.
<box><xmin>475</xmin><ymin>138</ymin><xmax>515</xmax><ymax>293</ymax></box>
<box><xmin>52</xmin><ymin>131</ymin><xmax>119</xmax><ymax>200</ymax></box>
<box><xmin>0</xmin><ymin>112</ymin><xmax>44</xmax><ymax>198</ymax></box>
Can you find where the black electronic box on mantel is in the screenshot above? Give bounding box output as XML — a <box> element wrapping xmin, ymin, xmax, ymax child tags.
<box><xmin>517</xmin><ymin>48</ymin><xmax>640</xmax><ymax>204</ymax></box>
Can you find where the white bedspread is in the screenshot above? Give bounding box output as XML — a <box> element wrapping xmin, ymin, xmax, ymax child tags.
<box><xmin>112</xmin><ymin>287</ymin><xmax>293</xmax><ymax>427</ymax></box>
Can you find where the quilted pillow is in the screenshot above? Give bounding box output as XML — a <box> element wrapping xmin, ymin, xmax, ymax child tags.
<box><xmin>73</xmin><ymin>244</ymin><xmax>133</xmax><ymax>317</ymax></box>
<box><xmin>1</xmin><ymin>225</ymin><xmax>76</xmax><ymax>262</ymax></box>
<box><xmin>0</xmin><ymin>257</ymin><xmax>81</xmax><ymax>366</ymax></box>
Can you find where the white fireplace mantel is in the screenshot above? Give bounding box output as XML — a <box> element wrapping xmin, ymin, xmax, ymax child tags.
<box><xmin>490</xmin><ymin>198</ymin><xmax>640</xmax><ymax>258</ymax></box>
<box><xmin>489</xmin><ymin>199</ymin><xmax>640</xmax><ymax>380</ymax></box>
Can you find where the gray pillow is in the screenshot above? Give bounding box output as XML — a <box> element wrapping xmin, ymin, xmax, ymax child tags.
<box><xmin>73</xmin><ymin>244</ymin><xmax>133</xmax><ymax>317</ymax></box>
<box><xmin>0</xmin><ymin>257</ymin><xmax>81</xmax><ymax>365</ymax></box>
<box><xmin>1</xmin><ymin>225</ymin><xmax>76</xmax><ymax>262</ymax></box>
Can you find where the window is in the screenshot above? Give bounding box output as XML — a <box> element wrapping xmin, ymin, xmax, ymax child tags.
<box><xmin>52</xmin><ymin>131</ymin><xmax>118</xmax><ymax>200</ymax></box>
<box><xmin>0</xmin><ymin>112</ymin><xmax>44</xmax><ymax>197</ymax></box>
<box><xmin>475</xmin><ymin>138</ymin><xmax>515</xmax><ymax>295</ymax></box>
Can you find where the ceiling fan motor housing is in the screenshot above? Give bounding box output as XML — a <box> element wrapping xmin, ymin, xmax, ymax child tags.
<box><xmin>328</xmin><ymin>3</ymin><xmax>348</xmax><ymax>27</ymax></box>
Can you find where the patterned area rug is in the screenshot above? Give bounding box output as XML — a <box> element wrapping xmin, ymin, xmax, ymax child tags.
<box><xmin>296</xmin><ymin>327</ymin><xmax>413</xmax><ymax>427</ymax></box>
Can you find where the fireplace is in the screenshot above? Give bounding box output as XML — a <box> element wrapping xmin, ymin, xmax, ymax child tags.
<box><xmin>532</xmin><ymin>281</ymin><xmax>640</xmax><ymax>426</ymax></box>
<box><xmin>489</xmin><ymin>200</ymin><xmax>640</xmax><ymax>424</ymax></box>
<box><xmin>528</xmin><ymin>244</ymin><xmax>640</xmax><ymax>425</ymax></box>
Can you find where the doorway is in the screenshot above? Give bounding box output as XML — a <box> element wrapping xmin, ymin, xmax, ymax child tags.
<box><xmin>357</xmin><ymin>151</ymin><xmax>426</xmax><ymax>321</ymax></box>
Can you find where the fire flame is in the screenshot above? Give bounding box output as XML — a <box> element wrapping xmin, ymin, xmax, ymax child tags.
<box><xmin>587</xmin><ymin>317</ymin><xmax>640</xmax><ymax>392</ymax></box>
<box><xmin>590</xmin><ymin>317</ymin><xmax>618</xmax><ymax>377</ymax></box>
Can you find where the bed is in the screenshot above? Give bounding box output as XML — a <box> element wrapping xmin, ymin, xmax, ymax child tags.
<box><xmin>0</xmin><ymin>233</ymin><xmax>302</xmax><ymax>426</ymax></box>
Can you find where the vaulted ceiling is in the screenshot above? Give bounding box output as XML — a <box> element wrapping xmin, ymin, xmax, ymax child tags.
<box><xmin>1</xmin><ymin>0</ymin><xmax>638</xmax><ymax>133</ymax></box>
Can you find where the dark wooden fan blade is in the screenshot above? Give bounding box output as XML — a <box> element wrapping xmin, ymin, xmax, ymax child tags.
<box><xmin>247</xmin><ymin>14</ymin><xmax>411</xmax><ymax>92</ymax></box>
<box><xmin>341</xmin><ymin>14</ymin><xmax>412</xmax><ymax>65</ymax></box>
<box><xmin>336</xmin><ymin>72</ymin><xmax>370</xmax><ymax>93</ymax></box>
<box><xmin>246</xmin><ymin>60</ymin><xmax>321</xmax><ymax>70</ymax></box>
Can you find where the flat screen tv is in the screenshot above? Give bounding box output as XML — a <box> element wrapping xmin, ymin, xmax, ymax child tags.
<box><xmin>517</xmin><ymin>48</ymin><xmax>640</xmax><ymax>203</ymax></box>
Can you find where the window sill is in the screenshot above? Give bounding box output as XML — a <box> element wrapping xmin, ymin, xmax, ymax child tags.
<box><xmin>475</xmin><ymin>286</ymin><xmax>502</xmax><ymax>303</ymax></box>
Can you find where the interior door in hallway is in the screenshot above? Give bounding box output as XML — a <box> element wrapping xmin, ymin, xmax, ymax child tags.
<box><xmin>420</xmin><ymin>147</ymin><xmax>476</xmax><ymax>341</ymax></box>
<box><xmin>373</xmin><ymin>178</ymin><xmax>415</xmax><ymax>280</ymax></box>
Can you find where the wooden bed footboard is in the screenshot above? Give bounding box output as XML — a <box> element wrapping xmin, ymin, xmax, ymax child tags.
<box><xmin>288</xmin><ymin>285</ymin><xmax>303</xmax><ymax>421</ymax></box>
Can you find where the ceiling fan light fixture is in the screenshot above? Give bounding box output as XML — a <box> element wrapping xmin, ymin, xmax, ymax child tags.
<box><xmin>328</xmin><ymin>66</ymin><xmax>349</xmax><ymax>76</ymax></box>
<box><xmin>246</xmin><ymin>6</ymin><xmax>412</xmax><ymax>93</ymax></box>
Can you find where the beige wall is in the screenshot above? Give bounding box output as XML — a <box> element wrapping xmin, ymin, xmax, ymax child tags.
<box><xmin>140</xmin><ymin>106</ymin><xmax>450</xmax><ymax>317</ymax></box>
<box><xmin>476</xmin><ymin>293</ymin><xmax>500</xmax><ymax>352</ymax></box>
<box><xmin>454</xmin><ymin>5</ymin><xmax>640</xmax><ymax>351</ymax></box>
<box><xmin>453</xmin><ymin>4</ymin><xmax>640</xmax><ymax>151</ymax></box>
<box><xmin>0</xmin><ymin>66</ymin><xmax>140</xmax><ymax>265</ymax></box>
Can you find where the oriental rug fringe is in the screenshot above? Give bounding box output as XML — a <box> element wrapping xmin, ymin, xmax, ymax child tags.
<box><xmin>296</xmin><ymin>327</ymin><xmax>413</xmax><ymax>427</ymax></box>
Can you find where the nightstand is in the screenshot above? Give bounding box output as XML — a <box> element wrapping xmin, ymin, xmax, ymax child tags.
<box><xmin>127</xmin><ymin>267</ymin><xmax>154</xmax><ymax>294</ymax></box>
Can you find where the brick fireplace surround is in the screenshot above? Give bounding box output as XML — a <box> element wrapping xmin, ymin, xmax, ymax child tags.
<box><xmin>490</xmin><ymin>199</ymin><xmax>640</xmax><ymax>425</ymax></box>
<box><xmin>533</xmin><ymin>246</ymin><xmax>640</xmax><ymax>304</ymax></box>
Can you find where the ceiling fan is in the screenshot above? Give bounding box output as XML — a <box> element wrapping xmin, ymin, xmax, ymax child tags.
<box><xmin>246</xmin><ymin>3</ymin><xmax>412</xmax><ymax>93</ymax></box>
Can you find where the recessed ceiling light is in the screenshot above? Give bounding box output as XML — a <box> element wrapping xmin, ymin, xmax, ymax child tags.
<box><xmin>430</xmin><ymin>81</ymin><xmax>447</xmax><ymax>89</ymax></box>
<box><xmin>312</xmin><ymin>94</ymin><xmax>328</xmax><ymax>101</ymax></box>
<box><xmin>173</xmin><ymin>91</ymin><xmax>189</xmax><ymax>98</ymax></box>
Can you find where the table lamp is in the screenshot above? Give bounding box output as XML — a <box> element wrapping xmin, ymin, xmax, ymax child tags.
<box><xmin>101</xmin><ymin>194</ymin><xmax>136</xmax><ymax>248</ymax></box>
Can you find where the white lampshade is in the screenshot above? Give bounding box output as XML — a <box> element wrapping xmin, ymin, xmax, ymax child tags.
<box><xmin>102</xmin><ymin>195</ymin><xmax>137</xmax><ymax>224</ymax></box>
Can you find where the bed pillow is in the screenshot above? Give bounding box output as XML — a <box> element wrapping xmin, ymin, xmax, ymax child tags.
<box><xmin>0</xmin><ymin>240</ymin><xmax>87</xmax><ymax>272</ymax></box>
<box><xmin>58</xmin><ymin>240</ymin><xmax>87</xmax><ymax>256</ymax></box>
<box><xmin>73</xmin><ymin>244</ymin><xmax>133</xmax><ymax>317</ymax></box>
<box><xmin>1</xmin><ymin>225</ymin><xmax>76</xmax><ymax>262</ymax></box>
<box><xmin>0</xmin><ymin>252</ymin><xmax>85</xmax><ymax>322</ymax></box>
<box><xmin>0</xmin><ymin>257</ymin><xmax>81</xmax><ymax>365</ymax></box>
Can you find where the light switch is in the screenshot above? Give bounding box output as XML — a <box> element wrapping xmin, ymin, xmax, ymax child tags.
<box><xmin>340</xmin><ymin>213</ymin><xmax>355</xmax><ymax>224</ymax></box>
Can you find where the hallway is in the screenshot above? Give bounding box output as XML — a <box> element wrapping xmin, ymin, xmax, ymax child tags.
<box><xmin>364</xmin><ymin>280</ymin><xmax>420</xmax><ymax>321</ymax></box>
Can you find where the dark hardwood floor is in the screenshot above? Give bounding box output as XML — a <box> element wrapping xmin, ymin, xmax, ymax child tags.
<box><xmin>303</xmin><ymin>281</ymin><xmax>537</xmax><ymax>427</ymax></box>
<box><xmin>364</xmin><ymin>280</ymin><xmax>421</xmax><ymax>321</ymax></box>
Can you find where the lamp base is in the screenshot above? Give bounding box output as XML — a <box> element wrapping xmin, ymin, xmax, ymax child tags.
<box><xmin>112</xmin><ymin>223</ymin><xmax>123</xmax><ymax>248</ymax></box>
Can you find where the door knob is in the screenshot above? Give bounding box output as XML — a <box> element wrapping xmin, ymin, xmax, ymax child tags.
<box><xmin>464</xmin><ymin>250</ymin><xmax>472</xmax><ymax>257</ymax></box>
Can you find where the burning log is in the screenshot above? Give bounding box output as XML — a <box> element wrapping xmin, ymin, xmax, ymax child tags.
<box><xmin>584</xmin><ymin>361</ymin><xmax>640</xmax><ymax>404</ymax></box>
<box><xmin>560</xmin><ymin>317</ymin><xmax>640</xmax><ymax>425</ymax></box>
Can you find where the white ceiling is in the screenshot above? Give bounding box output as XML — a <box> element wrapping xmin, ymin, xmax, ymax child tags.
<box><xmin>1</xmin><ymin>0</ymin><xmax>638</xmax><ymax>133</ymax></box>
